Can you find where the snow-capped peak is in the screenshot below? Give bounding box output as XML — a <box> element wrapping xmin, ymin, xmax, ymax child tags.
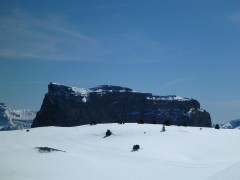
<box><xmin>0</xmin><ymin>103</ymin><xmax>36</xmax><ymax>131</ymax></box>
<box><xmin>221</xmin><ymin>119</ymin><xmax>240</xmax><ymax>129</ymax></box>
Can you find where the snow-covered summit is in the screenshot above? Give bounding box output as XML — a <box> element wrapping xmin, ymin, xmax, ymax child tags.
<box><xmin>221</xmin><ymin>119</ymin><xmax>240</xmax><ymax>129</ymax></box>
<box><xmin>90</xmin><ymin>85</ymin><xmax>133</xmax><ymax>92</ymax></box>
<box><xmin>49</xmin><ymin>82</ymin><xmax>191</xmax><ymax>101</ymax></box>
<box><xmin>0</xmin><ymin>103</ymin><xmax>36</xmax><ymax>131</ymax></box>
<box><xmin>48</xmin><ymin>83</ymin><xmax>136</xmax><ymax>101</ymax></box>
<box><xmin>150</xmin><ymin>95</ymin><xmax>192</xmax><ymax>101</ymax></box>
<box><xmin>50</xmin><ymin>82</ymin><xmax>134</xmax><ymax>94</ymax></box>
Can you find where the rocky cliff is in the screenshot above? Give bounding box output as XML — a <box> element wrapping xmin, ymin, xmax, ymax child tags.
<box><xmin>31</xmin><ymin>83</ymin><xmax>212</xmax><ymax>128</ymax></box>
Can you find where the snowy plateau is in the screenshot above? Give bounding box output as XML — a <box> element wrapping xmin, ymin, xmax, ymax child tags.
<box><xmin>1</xmin><ymin>123</ymin><xmax>240</xmax><ymax>180</ymax></box>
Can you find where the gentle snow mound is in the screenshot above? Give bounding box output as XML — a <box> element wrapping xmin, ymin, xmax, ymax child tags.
<box><xmin>207</xmin><ymin>161</ymin><xmax>240</xmax><ymax>180</ymax></box>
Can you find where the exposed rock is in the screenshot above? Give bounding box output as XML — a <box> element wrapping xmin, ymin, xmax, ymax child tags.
<box><xmin>35</xmin><ymin>147</ymin><xmax>65</xmax><ymax>153</ymax></box>
<box><xmin>31</xmin><ymin>83</ymin><xmax>211</xmax><ymax>128</ymax></box>
<box><xmin>132</xmin><ymin>144</ymin><xmax>140</xmax><ymax>152</ymax></box>
<box><xmin>104</xmin><ymin>129</ymin><xmax>112</xmax><ymax>138</ymax></box>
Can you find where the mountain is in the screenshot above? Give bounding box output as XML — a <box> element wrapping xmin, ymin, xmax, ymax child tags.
<box><xmin>221</xmin><ymin>119</ymin><xmax>240</xmax><ymax>129</ymax></box>
<box><xmin>0</xmin><ymin>103</ymin><xmax>36</xmax><ymax>131</ymax></box>
<box><xmin>32</xmin><ymin>83</ymin><xmax>211</xmax><ymax>128</ymax></box>
<box><xmin>1</xmin><ymin>124</ymin><xmax>240</xmax><ymax>180</ymax></box>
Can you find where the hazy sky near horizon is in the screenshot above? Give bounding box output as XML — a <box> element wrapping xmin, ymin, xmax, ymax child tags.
<box><xmin>0</xmin><ymin>0</ymin><xmax>239</xmax><ymax>124</ymax></box>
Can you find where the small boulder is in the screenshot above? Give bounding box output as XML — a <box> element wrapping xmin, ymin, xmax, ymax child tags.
<box><xmin>132</xmin><ymin>144</ymin><xmax>140</xmax><ymax>151</ymax></box>
<box><xmin>160</xmin><ymin>125</ymin><xmax>165</xmax><ymax>132</ymax></box>
<box><xmin>105</xmin><ymin>129</ymin><xmax>112</xmax><ymax>137</ymax></box>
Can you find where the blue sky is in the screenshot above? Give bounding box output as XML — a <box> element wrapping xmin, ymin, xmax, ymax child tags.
<box><xmin>0</xmin><ymin>0</ymin><xmax>239</xmax><ymax>124</ymax></box>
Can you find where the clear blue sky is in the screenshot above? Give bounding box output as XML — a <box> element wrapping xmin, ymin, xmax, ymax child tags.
<box><xmin>0</xmin><ymin>0</ymin><xmax>239</xmax><ymax>124</ymax></box>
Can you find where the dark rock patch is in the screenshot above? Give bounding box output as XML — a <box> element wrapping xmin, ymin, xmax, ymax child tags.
<box><xmin>132</xmin><ymin>144</ymin><xmax>140</xmax><ymax>152</ymax></box>
<box><xmin>35</xmin><ymin>147</ymin><xmax>65</xmax><ymax>153</ymax></box>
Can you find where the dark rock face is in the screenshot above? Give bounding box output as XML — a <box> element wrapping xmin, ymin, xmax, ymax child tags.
<box><xmin>31</xmin><ymin>83</ymin><xmax>212</xmax><ymax>128</ymax></box>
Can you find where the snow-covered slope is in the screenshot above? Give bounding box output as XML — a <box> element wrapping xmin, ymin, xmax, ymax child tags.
<box><xmin>1</xmin><ymin>124</ymin><xmax>240</xmax><ymax>180</ymax></box>
<box><xmin>0</xmin><ymin>103</ymin><xmax>36</xmax><ymax>131</ymax></box>
<box><xmin>208</xmin><ymin>161</ymin><xmax>240</xmax><ymax>180</ymax></box>
<box><xmin>221</xmin><ymin>119</ymin><xmax>240</xmax><ymax>129</ymax></box>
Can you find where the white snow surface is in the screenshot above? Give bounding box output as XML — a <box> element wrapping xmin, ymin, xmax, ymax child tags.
<box><xmin>1</xmin><ymin>124</ymin><xmax>240</xmax><ymax>180</ymax></box>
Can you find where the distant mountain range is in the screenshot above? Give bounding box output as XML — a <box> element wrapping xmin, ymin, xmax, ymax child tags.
<box><xmin>221</xmin><ymin>119</ymin><xmax>240</xmax><ymax>129</ymax></box>
<box><xmin>0</xmin><ymin>103</ymin><xmax>36</xmax><ymax>131</ymax></box>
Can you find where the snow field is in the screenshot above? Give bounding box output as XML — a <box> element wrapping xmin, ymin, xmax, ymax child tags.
<box><xmin>1</xmin><ymin>123</ymin><xmax>240</xmax><ymax>180</ymax></box>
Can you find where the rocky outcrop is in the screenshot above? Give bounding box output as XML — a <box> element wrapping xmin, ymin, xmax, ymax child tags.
<box><xmin>0</xmin><ymin>103</ymin><xmax>36</xmax><ymax>131</ymax></box>
<box><xmin>31</xmin><ymin>83</ymin><xmax>212</xmax><ymax>128</ymax></box>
